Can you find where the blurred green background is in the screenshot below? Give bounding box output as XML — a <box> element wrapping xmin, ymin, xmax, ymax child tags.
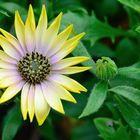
<box><xmin>1</xmin><ymin>0</ymin><xmax>140</xmax><ymax>140</ymax></box>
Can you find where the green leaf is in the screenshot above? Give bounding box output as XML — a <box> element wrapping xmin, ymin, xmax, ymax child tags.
<box><xmin>115</xmin><ymin>96</ymin><xmax>140</xmax><ymax>129</ymax></box>
<box><xmin>135</xmin><ymin>26</ymin><xmax>140</xmax><ymax>33</ymax></box>
<box><xmin>62</xmin><ymin>11</ymin><xmax>89</xmax><ymax>34</ymax></box>
<box><xmin>0</xmin><ymin>10</ymin><xmax>10</xmax><ymax>17</ymax></box>
<box><xmin>106</xmin><ymin>102</ymin><xmax>120</xmax><ymax>120</ymax></box>
<box><xmin>118</xmin><ymin>62</ymin><xmax>140</xmax><ymax>80</ymax></box>
<box><xmin>110</xmin><ymin>62</ymin><xmax>140</xmax><ymax>88</ymax></box>
<box><xmin>85</xmin><ymin>13</ymin><xmax>128</xmax><ymax>44</ymax></box>
<box><xmin>94</xmin><ymin>117</ymin><xmax>130</xmax><ymax>140</ymax></box>
<box><xmin>72</xmin><ymin>42</ymin><xmax>96</xmax><ymax>75</ymax></box>
<box><xmin>2</xmin><ymin>105</ymin><xmax>22</xmax><ymax>140</ymax></box>
<box><xmin>110</xmin><ymin>74</ymin><xmax>140</xmax><ymax>89</ymax></box>
<box><xmin>109</xmin><ymin>86</ymin><xmax>140</xmax><ymax>105</ymax></box>
<box><xmin>132</xmin><ymin>62</ymin><xmax>140</xmax><ymax>68</ymax></box>
<box><xmin>0</xmin><ymin>2</ymin><xmax>27</xmax><ymax>15</ymax></box>
<box><xmin>112</xmin><ymin>125</ymin><xmax>131</xmax><ymax>140</ymax></box>
<box><xmin>119</xmin><ymin>67</ymin><xmax>140</xmax><ymax>80</ymax></box>
<box><xmin>94</xmin><ymin>118</ymin><xmax>116</xmax><ymax>140</ymax></box>
<box><xmin>62</xmin><ymin>11</ymin><xmax>129</xmax><ymax>45</ymax></box>
<box><xmin>118</xmin><ymin>0</ymin><xmax>140</xmax><ymax>13</ymax></box>
<box><xmin>79</xmin><ymin>81</ymin><xmax>108</xmax><ymax>118</ymax></box>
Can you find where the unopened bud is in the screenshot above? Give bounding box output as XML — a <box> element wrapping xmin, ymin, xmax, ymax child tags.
<box><xmin>96</xmin><ymin>57</ymin><xmax>118</xmax><ymax>80</ymax></box>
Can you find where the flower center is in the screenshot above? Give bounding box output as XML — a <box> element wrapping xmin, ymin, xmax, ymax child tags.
<box><xmin>18</xmin><ymin>52</ymin><xmax>50</xmax><ymax>84</ymax></box>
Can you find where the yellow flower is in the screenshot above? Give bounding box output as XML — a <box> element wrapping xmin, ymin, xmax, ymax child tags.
<box><xmin>0</xmin><ymin>5</ymin><xmax>90</xmax><ymax>125</ymax></box>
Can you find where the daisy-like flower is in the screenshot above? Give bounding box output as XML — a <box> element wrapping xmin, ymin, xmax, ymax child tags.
<box><xmin>0</xmin><ymin>5</ymin><xmax>90</xmax><ymax>125</ymax></box>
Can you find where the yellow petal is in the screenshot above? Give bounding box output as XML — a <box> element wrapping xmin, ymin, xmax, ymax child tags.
<box><xmin>0</xmin><ymin>81</ymin><xmax>25</xmax><ymax>104</ymax></box>
<box><xmin>64</xmin><ymin>32</ymin><xmax>85</xmax><ymax>47</ymax></box>
<box><xmin>0</xmin><ymin>75</ymin><xmax>22</xmax><ymax>88</ymax></box>
<box><xmin>41</xmin><ymin>81</ymin><xmax>65</xmax><ymax>114</ymax></box>
<box><xmin>0</xmin><ymin>35</ymin><xmax>21</xmax><ymax>59</ymax></box>
<box><xmin>28</xmin><ymin>5</ymin><xmax>36</xmax><ymax>28</ymax></box>
<box><xmin>48</xmin><ymin>24</ymin><xmax>73</xmax><ymax>57</ymax></box>
<box><xmin>53</xmin><ymin>66</ymin><xmax>91</xmax><ymax>74</ymax></box>
<box><xmin>52</xmin><ymin>56</ymin><xmax>89</xmax><ymax>70</ymax></box>
<box><xmin>21</xmin><ymin>83</ymin><xmax>30</xmax><ymax>120</ymax></box>
<box><xmin>28</xmin><ymin>85</ymin><xmax>35</xmax><ymax>122</ymax></box>
<box><xmin>0</xmin><ymin>50</ymin><xmax>17</xmax><ymax>64</ymax></box>
<box><xmin>25</xmin><ymin>5</ymin><xmax>36</xmax><ymax>53</ymax></box>
<box><xmin>15</xmin><ymin>11</ymin><xmax>25</xmax><ymax>49</ymax></box>
<box><xmin>49</xmin><ymin>74</ymin><xmax>87</xmax><ymax>93</ymax></box>
<box><xmin>51</xmin><ymin>32</ymin><xmax>85</xmax><ymax>62</ymax></box>
<box><xmin>35</xmin><ymin>84</ymin><xmax>50</xmax><ymax>126</ymax></box>
<box><xmin>50</xmin><ymin>41</ymin><xmax>79</xmax><ymax>64</ymax></box>
<box><xmin>36</xmin><ymin>5</ymin><xmax>47</xmax><ymax>53</ymax></box>
<box><xmin>50</xmin><ymin>32</ymin><xmax>85</xmax><ymax>63</ymax></box>
<box><xmin>42</xmin><ymin>12</ymin><xmax>62</xmax><ymax>55</ymax></box>
<box><xmin>50</xmin><ymin>81</ymin><xmax>76</xmax><ymax>103</ymax></box>
<box><xmin>0</xmin><ymin>28</ymin><xmax>26</xmax><ymax>55</ymax></box>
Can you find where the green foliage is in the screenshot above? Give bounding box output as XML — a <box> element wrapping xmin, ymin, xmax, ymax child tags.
<box><xmin>0</xmin><ymin>10</ymin><xmax>10</xmax><ymax>17</ymax></box>
<box><xmin>115</xmin><ymin>96</ymin><xmax>140</xmax><ymax>129</ymax></box>
<box><xmin>62</xmin><ymin>11</ymin><xmax>130</xmax><ymax>45</ymax></box>
<box><xmin>118</xmin><ymin>0</ymin><xmax>140</xmax><ymax>13</ymax></box>
<box><xmin>0</xmin><ymin>2</ymin><xmax>27</xmax><ymax>15</ymax></box>
<box><xmin>94</xmin><ymin>117</ymin><xmax>131</xmax><ymax>140</ymax></box>
<box><xmin>109</xmin><ymin>86</ymin><xmax>140</xmax><ymax>105</ymax></box>
<box><xmin>119</xmin><ymin>63</ymin><xmax>140</xmax><ymax>80</ymax></box>
<box><xmin>1</xmin><ymin>0</ymin><xmax>140</xmax><ymax>139</ymax></box>
<box><xmin>79</xmin><ymin>81</ymin><xmax>108</xmax><ymax>118</ymax></box>
<box><xmin>2</xmin><ymin>105</ymin><xmax>22</xmax><ymax>140</ymax></box>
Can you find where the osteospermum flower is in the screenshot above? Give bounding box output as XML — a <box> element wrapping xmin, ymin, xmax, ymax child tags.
<box><xmin>0</xmin><ymin>5</ymin><xmax>90</xmax><ymax>125</ymax></box>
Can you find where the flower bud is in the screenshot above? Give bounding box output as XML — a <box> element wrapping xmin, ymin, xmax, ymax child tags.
<box><xmin>96</xmin><ymin>57</ymin><xmax>118</xmax><ymax>80</ymax></box>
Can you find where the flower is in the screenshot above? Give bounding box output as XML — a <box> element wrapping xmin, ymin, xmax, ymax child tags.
<box><xmin>0</xmin><ymin>5</ymin><xmax>90</xmax><ymax>125</ymax></box>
